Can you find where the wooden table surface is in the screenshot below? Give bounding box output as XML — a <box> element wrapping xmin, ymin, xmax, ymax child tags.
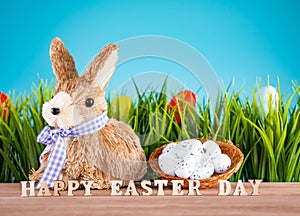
<box><xmin>0</xmin><ymin>183</ymin><xmax>299</xmax><ymax>216</ymax></box>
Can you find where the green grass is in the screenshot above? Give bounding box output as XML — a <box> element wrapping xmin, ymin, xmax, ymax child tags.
<box><xmin>0</xmin><ymin>79</ymin><xmax>299</xmax><ymax>183</ymax></box>
<box><xmin>0</xmin><ymin>79</ymin><xmax>52</xmax><ymax>182</ymax></box>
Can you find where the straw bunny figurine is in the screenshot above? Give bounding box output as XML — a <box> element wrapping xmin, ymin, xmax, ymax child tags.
<box><xmin>29</xmin><ymin>38</ymin><xmax>147</xmax><ymax>189</ymax></box>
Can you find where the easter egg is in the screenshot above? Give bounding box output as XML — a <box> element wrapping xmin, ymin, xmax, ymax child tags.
<box><xmin>158</xmin><ymin>153</ymin><xmax>178</xmax><ymax>176</ymax></box>
<box><xmin>162</xmin><ymin>143</ymin><xmax>177</xmax><ymax>155</ymax></box>
<box><xmin>175</xmin><ymin>156</ymin><xmax>196</xmax><ymax>178</ymax></box>
<box><xmin>200</xmin><ymin>140</ymin><xmax>221</xmax><ymax>163</ymax></box>
<box><xmin>168</xmin><ymin>90</ymin><xmax>196</xmax><ymax>124</ymax></box>
<box><xmin>159</xmin><ymin>139</ymin><xmax>203</xmax><ymax>177</ymax></box>
<box><xmin>172</xmin><ymin>139</ymin><xmax>201</xmax><ymax>159</ymax></box>
<box><xmin>190</xmin><ymin>162</ymin><xmax>214</xmax><ymax>180</ymax></box>
<box><xmin>257</xmin><ymin>86</ymin><xmax>278</xmax><ymax>114</ymax></box>
<box><xmin>192</xmin><ymin>140</ymin><xmax>204</xmax><ymax>161</ymax></box>
<box><xmin>213</xmin><ymin>154</ymin><xmax>231</xmax><ymax>173</ymax></box>
<box><xmin>0</xmin><ymin>92</ymin><xmax>9</xmax><ymax>120</ymax></box>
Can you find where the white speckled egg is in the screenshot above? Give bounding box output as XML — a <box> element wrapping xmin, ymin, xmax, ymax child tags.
<box><xmin>213</xmin><ymin>154</ymin><xmax>231</xmax><ymax>173</ymax></box>
<box><xmin>158</xmin><ymin>153</ymin><xmax>178</xmax><ymax>176</ymax></box>
<box><xmin>201</xmin><ymin>140</ymin><xmax>221</xmax><ymax>163</ymax></box>
<box><xmin>172</xmin><ymin>139</ymin><xmax>202</xmax><ymax>159</ymax></box>
<box><xmin>192</xmin><ymin>140</ymin><xmax>204</xmax><ymax>162</ymax></box>
<box><xmin>175</xmin><ymin>156</ymin><xmax>196</xmax><ymax>178</ymax></box>
<box><xmin>162</xmin><ymin>143</ymin><xmax>177</xmax><ymax>155</ymax></box>
<box><xmin>190</xmin><ymin>162</ymin><xmax>214</xmax><ymax>180</ymax></box>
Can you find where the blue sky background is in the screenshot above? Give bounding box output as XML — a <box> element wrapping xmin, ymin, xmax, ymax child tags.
<box><xmin>0</xmin><ymin>0</ymin><xmax>299</xmax><ymax>97</ymax></box>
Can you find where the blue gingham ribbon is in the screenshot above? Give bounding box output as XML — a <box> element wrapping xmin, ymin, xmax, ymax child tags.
<box><xmin>36</xmin><ymin>111</ymin><xmax>109</xmax><ymax>188</ymax></box>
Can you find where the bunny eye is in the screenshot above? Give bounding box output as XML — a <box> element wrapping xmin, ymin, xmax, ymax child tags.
<box><xmin>85</xmin><ymin>98</ymin><xmax>94</xmax><ymax>107</ymax></box>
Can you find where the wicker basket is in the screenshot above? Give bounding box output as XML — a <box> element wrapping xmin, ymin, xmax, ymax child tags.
<box><xmin>149</xmin><ymin>138</ymin><xmax>244</xmax><ymax>189</ymax></box>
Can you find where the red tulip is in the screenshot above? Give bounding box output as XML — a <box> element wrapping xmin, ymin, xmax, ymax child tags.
<box><xmin>0</xmin><ymin>92</ymin><xmax>9</xmax><ymax>120</ymax></box>
<box><xmin>169</xmin><ymin>90</ymin><xmax>196</xmax><ymax>124</ymax></box>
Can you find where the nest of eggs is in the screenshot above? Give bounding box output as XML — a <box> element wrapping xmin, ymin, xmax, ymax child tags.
<box><xmin>149</xmin><ymin>138</ymin><xmax>244</xmax><ymax>189</ymax></box>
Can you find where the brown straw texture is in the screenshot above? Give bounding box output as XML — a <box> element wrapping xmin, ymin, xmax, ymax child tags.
<box><xmin>149</xmin><ymin>138</ymin><xmax>244</xmax><ymax>189</ymax></box>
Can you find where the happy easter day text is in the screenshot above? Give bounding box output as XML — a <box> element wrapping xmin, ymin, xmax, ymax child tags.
<box><xmin>20</xmin><ymin>179</ymin><xmax>262</xmax><ymax>197</ymax></box>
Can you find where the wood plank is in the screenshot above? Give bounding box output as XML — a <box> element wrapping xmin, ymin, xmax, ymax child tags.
<box><xmin>0</xmin><ymin>183</ymin><xmax>299</xmax><ymax>216</ymax></box>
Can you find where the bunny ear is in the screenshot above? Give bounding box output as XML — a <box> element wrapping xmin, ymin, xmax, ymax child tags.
<box><xmin>82</xmin><ymin>44</ymin><xmax>119</xmax><ymax>89</ymax></box>
<box><xmin>50</xmin><ymin>37</ymin><xmax>78</xmax><ymax>82</ymax></box>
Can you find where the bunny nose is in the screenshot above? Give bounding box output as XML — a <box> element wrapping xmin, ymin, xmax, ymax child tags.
<box><xmin>51</xmin><ymin>107</ymin><xmax>60</xmax><ymax>115</ymax></box>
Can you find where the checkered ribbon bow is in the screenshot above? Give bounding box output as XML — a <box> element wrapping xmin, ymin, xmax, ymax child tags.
<box><xmin>36</xmin><ymin>111</ymin><xmax>109</xmax><ymax>188</ymax></box>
